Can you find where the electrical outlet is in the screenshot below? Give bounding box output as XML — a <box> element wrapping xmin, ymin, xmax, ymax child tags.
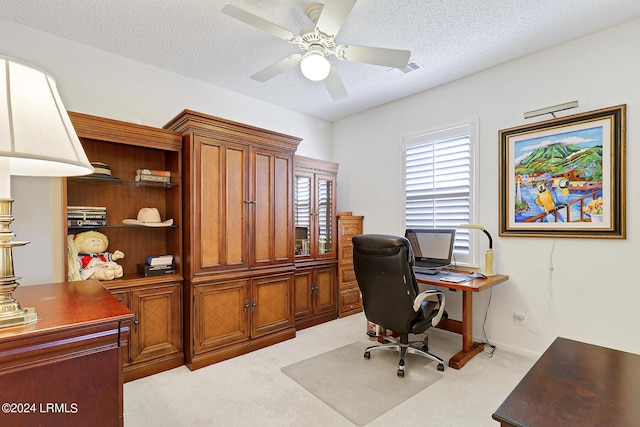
<box><xmin>514</xmin><ymin>311</ymin><xmax>526</xmax><ymax>326</ymax></box>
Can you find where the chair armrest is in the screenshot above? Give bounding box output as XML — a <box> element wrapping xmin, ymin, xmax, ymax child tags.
<box><xmin>413</xmin><ymin>290</ymin><xmax>446</xmax><ymax>327</ymax></box>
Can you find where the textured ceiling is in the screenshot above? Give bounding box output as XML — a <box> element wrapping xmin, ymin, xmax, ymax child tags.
<box><xmin>1</xmin><ymin>0</ymin><xmax>640</xmax><ymax>122</ymax></box>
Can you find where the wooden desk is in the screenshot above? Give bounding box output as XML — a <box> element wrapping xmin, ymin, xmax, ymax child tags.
<box><xmin>416</xmin><ymin>272</ymin><xmax>508</xmax><ymax>369</ymax></box>
<box><xmin>0</xmin><ymin>280</ymin><xmax>133</xmax><ymax>427</ymax></box>
<box><xmin>493</xmin><ymin>337</ymin><xmax>640</xmax><ymax>426</ymax></box>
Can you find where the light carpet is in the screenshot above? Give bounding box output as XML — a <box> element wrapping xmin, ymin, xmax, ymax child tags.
<box><xmin>281</xmin><ymin>340</ymin><xmax>443</xmax><ymax>426</ymax></box>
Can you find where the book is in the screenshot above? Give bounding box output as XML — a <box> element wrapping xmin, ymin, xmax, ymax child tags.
<box><xmin>146</xmin><ymin>254</ymin><xmax>174</xmax><ymax>266</ymax></box>
<box><xmin>135</xmin><ymin>173</ymin><xmax>171</xmax><ymax>183</ymax></box>
<box><xmin>137</xmin><ymin>263</ymin><xmax>176</xmax><ymax>276</ymax></box>
<box><xmin>143</xmin><ymin>263</ymin><xmax>174</xmax><ymax>270</ymax></box>
<box><xmin>67</xmin><ymin>212</ymin><xmax>107</xmax><ymax>220</ymax></box>
<box><xmin>137</xmin><ymin>168</ymin><xmax>171</xmax><ymax>177</ymax></box>
<box><xmin>67</xmin><ymin>206</ymin><xmax>107</xmax><ymax>212</ymax></box>
<box><xmin>68</xmin><ymin>219</ymin><xmax>107</xmax><ymax>227</ymax></box>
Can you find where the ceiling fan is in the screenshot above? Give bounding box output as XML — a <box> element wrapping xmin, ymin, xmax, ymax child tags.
<box><xmin>221</xmin><ymin>0</ymin><xmax>411</xmax><ymax>100</ymax></box>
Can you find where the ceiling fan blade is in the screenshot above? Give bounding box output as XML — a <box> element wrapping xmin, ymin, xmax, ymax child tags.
<box><xmin>250</xmin><ymin>55</ymin><xmax>301</xmax><ymax>82</ymax></box>
<box><xmin>336</xmin><ymin>44</ymin><xmax>411</xmax><ymax>68</ymax></box>
<box><xmin>221</xmin><ymin>4</ymin><xmax>301</xmax><ymax>44</ymax></box>
<box><xmin>324</xmin><ymin>63</ymin><xmax>348</xmax><ymax>101</ymax></box>
<box><xmin>315</xmin><ymin>0</ymin><xmax>357</xmax><ymax>38</ymax></box>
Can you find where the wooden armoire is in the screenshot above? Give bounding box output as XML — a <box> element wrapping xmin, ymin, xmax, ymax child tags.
<box><xmin>165</xmin><ymin>110</ymin><xmax>301</xmax><ymax>370</ymax></box>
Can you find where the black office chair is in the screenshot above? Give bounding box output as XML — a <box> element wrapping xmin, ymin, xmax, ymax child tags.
<box><xmin>352</xmin><ymin>234</ymin><xmax>446</xmax><ymax>377</ymax></box>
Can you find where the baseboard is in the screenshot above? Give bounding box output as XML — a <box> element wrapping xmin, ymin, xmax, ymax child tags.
<box><xmin>187</xmin><ymin>327</ymin><xmax>296</xmax><ymax>371</ymax></box>
<box><xmin>124</xmin><ymin>353</ymin><xmax>185</xmax><ymax>382</ymax></box>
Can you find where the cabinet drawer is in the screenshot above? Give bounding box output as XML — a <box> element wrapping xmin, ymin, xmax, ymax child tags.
<box><xmin>339</xmin><ymin>266</ymin><xmax>357</xmax><ymax>284</ymax></box>
<box><xmin>340</xmin><ymin>223</ymin><xmax>362</xmax><ymax>237</ymax></box>
<box><xmin>340</xmin><ymin>234</ymin><xmax>355</xmax><ymax>244</ymax></box>
<box><xmin>340</xmin><ymin>245</ymin><xmax>354</xmax><ymax>262</ymax></box>
<box><xmin>339</xmin><ymin>286</ymin><xmax>362</xmax><ymax>312</ymax></box>
<box><xmin>339</xmin><ymin>236</ymin><xmax>354</xmax><ymax>249</ymax></box>
<box><xmin>339</xmin><ymin>281</ymin><xmax>359</xmax><ymax>293</ymax></box>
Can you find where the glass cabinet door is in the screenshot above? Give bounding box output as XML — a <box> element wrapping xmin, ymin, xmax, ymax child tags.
<box><xmin>317</xmin><ymin>177</ymin><xmax>333</xmax><ymax>255</ymax></box>
<box><xmin>294</xmin><ymin>174</ymin><xmax>311</xmax><ymax>256</ymax></box>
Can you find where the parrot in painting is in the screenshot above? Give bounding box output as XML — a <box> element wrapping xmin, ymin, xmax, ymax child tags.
<box><xmin>535</xmin><ymin>182</ymin><xmax>556</xmax><ymax>213</ymax></box>
<box><xmin>552</xmin><ymin>178</ymin><xmax>570</xmax><ymax>205</ymax></box>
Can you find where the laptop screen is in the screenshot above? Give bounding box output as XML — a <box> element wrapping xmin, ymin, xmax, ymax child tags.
<box><xmin>405</xmin><ymin>228</ymin><xmax>456</xmax><ymax>269</ymax></box>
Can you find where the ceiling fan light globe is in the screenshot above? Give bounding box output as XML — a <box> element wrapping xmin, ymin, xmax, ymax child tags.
<box><xmin>300</xmin><ymin>52</ymin><xmax>330</xmax><ymax>81</ymax></box>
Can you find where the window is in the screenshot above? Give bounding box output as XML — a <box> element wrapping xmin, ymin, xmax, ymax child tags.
<box><xmin>402</xmin><ymin>121</ymin><xmax>479</xmax><ymax>266</ymax></box>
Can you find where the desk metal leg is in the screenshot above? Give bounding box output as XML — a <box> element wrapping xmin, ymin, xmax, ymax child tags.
<box><xmin>436</xmin><ymin>290</ymin><xmax>484</xmax><ymax>369</ymax></box>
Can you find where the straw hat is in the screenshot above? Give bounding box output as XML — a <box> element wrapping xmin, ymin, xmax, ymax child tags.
<box><xmin>122</xmin><ymin>207</ymin><xmax>173</xmax><ymax>227</ymax></box>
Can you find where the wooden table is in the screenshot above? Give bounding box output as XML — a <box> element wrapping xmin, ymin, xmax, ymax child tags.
<box><xmin>493</xmin><ymin>337</ymin><xmax>640</xmax><ymax>426</ymax></box>
<box><xmin>416</xmin><ymin>272</ymin><xmax>509</xmax><ymax>369</ymax></box>
<box><xmin>0</xmin><ymin>280</ymin><xmax>133</xmax><ymax>427</ymax></box>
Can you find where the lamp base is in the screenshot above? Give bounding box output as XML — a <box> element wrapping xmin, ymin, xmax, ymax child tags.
<box><xmin>0</xmin><ymin>198</ymin><xmax>38</xmax><ymax>328</ymax></box>
<box><xmin>0</xmin><ymin>304</ymin><xmax>37</xmax><ymax>328</ymax></box>
<box><xmin>0</xmin><ymin>274</ymin><xmax>38</xmax><ymax>328</ymax></box>
<box><xmin>483</xmin><ymin>249</ymin><xmax>496</xmax><ymax>277</ymax></box>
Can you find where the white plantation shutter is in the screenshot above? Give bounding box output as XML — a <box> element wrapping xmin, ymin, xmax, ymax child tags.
<box><xmin>403</xmin><ymin>122</ymin><xmax>478</xmax><ymax>265</ymax></box>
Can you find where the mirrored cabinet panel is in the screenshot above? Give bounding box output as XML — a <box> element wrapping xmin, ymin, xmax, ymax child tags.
<box><xmin>317</xmin><ymin>178</ymin><xmax>333</xmax><ymax>255</ymax></box>
<box><xmin>294</xmin><ymin>173</ymin><xmax>312</xmax><ymax>256</ymax></box>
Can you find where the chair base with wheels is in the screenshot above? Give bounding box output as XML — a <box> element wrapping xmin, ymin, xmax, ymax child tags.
<box><xmin>364</xmin><ymin>332</ymin><xmax>446</xmax><ymax>377</ymax></box>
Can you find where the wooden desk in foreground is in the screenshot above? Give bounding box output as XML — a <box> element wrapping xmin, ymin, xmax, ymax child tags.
<box><xmin>493</xmin><ymin>337</ymin><xmax>640</xmax><ymax>426</ymax></box>
<box><xmin>416</xmin><ymin>272</ymin><xmax>509</xmax><ymax>369</ymax></box>
<box><xmin>0</xmin><ymin>280</ymin><xmax>133</xmax><ymax>427</ymax></box>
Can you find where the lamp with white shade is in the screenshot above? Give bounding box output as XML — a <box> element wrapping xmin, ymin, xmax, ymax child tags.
<box><xmin>0</xmin><ymin>55</ymin><xmax>93</xmax><ymax>328</ymax></box>
<box><xmin>457</xmin><ymin>224</ymin><xmax>495</xmax><ymax>277</ymax></box>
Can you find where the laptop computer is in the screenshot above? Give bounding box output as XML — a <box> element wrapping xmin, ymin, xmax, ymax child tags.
<box><xmin>404</xmin><ymin>228</ymin><xmax>456</xmax><ymax>274</ymax></box>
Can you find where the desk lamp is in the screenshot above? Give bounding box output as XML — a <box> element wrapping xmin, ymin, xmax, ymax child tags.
<box><xmin>458</xmin><ymin>224</ymin><xmax>495</xmax><ymax>277</ymax></box>
<box><xmin>0</xmin><ymin>55</ymin><xmax>93</xmax><ymax>328</ymax></box>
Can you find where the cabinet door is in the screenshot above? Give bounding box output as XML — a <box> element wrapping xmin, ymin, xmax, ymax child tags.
<box><xmin>130</xmin><ymin>284</ymin><xmax>182</xmax><ymax>364</ymax></box>
<box><xmin>193</xmin><ymin>279</ymin><xmax>250</xmax><ymax>353</ymax></box>
<box><xmin>314</xmin><ymin>264</ymin><xmax>337</xmax><ymax>315</ymax></box>
<box><xmin>197</xmin><ymin>135</ymin><xmax>249</xmax><ymax>272</ymax></box>
<box><xmin>251</xmin><ymin>273</ymin><xmax>294</xmax><ymax>338</ymax></box>
<box><xmin>315</xmin><ymin>173</ymin><xmax>337</xmax><ymax>259</ymax></box>
<box><xmin>293</xmin><ymin>268</ymin><xmax>313</xmax><ymax>319</ymax></box>
<box><xmin>251</xmin><ymin>148</ymin><xmax>294</xmax><ymax>268</ymax></box>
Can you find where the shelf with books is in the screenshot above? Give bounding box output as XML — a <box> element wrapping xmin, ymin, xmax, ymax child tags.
<box><xmin>67</xmin><ymin>224</ymin><xmax>179</xmax><ymax>230</ymax></box>
<box><xmin>68</xmin><ymin>175</ymin><xmax>178</xmax><ymax>189</ymax></box>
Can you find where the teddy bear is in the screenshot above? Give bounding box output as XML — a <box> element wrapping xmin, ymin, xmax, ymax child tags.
<box><xmin>67</xmin><ymin>230</ymin><xmax>125</xmax><ymax>281</ymax></box>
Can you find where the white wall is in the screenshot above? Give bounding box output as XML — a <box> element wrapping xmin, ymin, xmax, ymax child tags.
<box><xmin>1</xmin><ymin>19</ymin><xmax>332</xmax><ymax>286</ymax></box>
<box><xmin>333</xmin><ymin>18</ymin><xmax>640</xmax><ymax>356</ymax></box>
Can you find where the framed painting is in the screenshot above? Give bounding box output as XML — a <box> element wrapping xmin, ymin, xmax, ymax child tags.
<box><xmin>499</xmin><ymin>104</ymin><xmax>625</xmax><ymax>238</ymax></box>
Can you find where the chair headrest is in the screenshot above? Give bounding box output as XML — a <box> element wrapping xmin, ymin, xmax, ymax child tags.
<box><xmin>352</xmin><ymin>234</ymin><xmax>415</xmax><ymax>265</ymax></box>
